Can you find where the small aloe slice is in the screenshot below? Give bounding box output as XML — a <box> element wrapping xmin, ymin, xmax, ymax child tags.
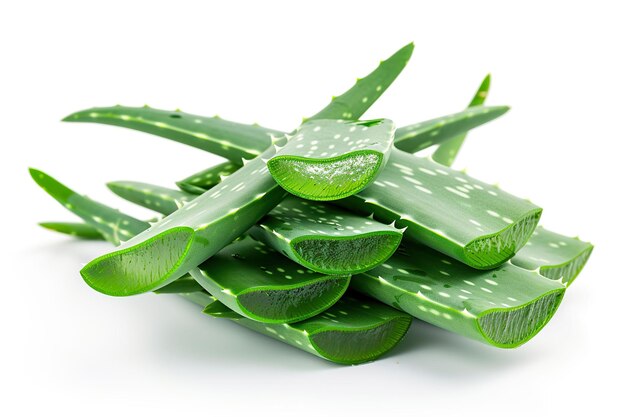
<box><xmin>63</xmin><ymin>106</ymin><xmax>282</xmax><ymax>162</ymax></box>
<box><xmin>192</xmin><ymin>236</ymin><xmax>349</xmax><ymax>323</ymax></box>
<box><xmin>184</xmin><ymin>291</ymin><xmax>411</xmax><ymax>365</ymax></box>
<box><xmin>39</xmin><ymin>221</ymin><xmax>103</xmax><ymax>239</ymax></box>
<box><xmin>267</xmin><ymin>119</ymin><xmax>395</xmax><ymax>201</ymax></box>
<box><xmin>106</xmin><ymin>182</ymin><xmax>403</xmax><ymax>275</ymax></box>
<box><xmin>511</xmin><ymin>226</ymin><xmax>593</xmax><ymax>286</ymax></box>
<box><xmin>338</xmin><ymin>149</ymin><xmax>542</xmax><ymax>269</ymax></box>
<box><xmin>353</xmin><ymin>243</ymin><xmax>566</xmax><ymax>348</ymax></box>
<box><xmin>432</xmin><ymin>74</ymin><xmax>491</xmax><ymax>166</ymax></box>
<box><xmin>176</xmin><ymin>161</ymin><xmax>239</xmax><ymax>194</ymax></box>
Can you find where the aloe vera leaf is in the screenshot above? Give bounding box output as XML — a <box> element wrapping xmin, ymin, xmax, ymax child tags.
<box><xmin>153</xmin><ymin>275</ymin><xmax>205</xmax><ymax>294</ymax></box>
<box><xmin>39</xmin><ymin>221</ymin><xmax>105</xmax><ymax>240</ymax></box>
<box><xmin>511</xmin><ymin>226</ymin><xmax>593</xmax><ymax>286</ymax></box>
<box><xmin>432</xmin><ymin>74</ymin><xmax>491</xmax><ymax>166</ymax></box>
<box><xmin>106</xmin><ymin>181</ymin><xmax>403</xmax><ymax>275</ymax></box>
<box><xmin>176</xmin><ymin>161</ymin><xmax>239</xmax><ymax>194</ymax></box>
<box><xmin>353</xmin><ymin>242</ymin><xmax>565</xmax><ymax>348</ymax></box>
<box><xmin>394</xmin><ymin>105</ymin><xmax>508</xmax><ymax>153</ymax></box>
<box><xmin>63</xmin><ymin>106</ymin><xmax>283</xmax><ymax>161</ymax></box>
<box><xmin>190</xmin><ymin>236</ymin><xmax>350</xmax><ymax>323</ymax></box>
<box><xmin>336</xmin><ymin>149</ymin><xmax>542</xmax><ymax>269</ymax></box>
<box><xmin>79</xmin><ymin>44</ymin><xmax>416</xmax><ymax>296</ymax></box>
<box><xmin>267</xmin><ymin>119</ymin><xmax>395</xmax><ymax>201</ymax></box>
<box><xmin>185</xmin><ymin>291</ymin><xmax>411</xmax><ymax>365</ymax></box>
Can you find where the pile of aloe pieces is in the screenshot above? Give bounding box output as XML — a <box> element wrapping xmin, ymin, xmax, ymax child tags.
<box><xmin>32</xmin><ymin>43</ymin><xmax>593</xmax><ymax>365</ymax></box>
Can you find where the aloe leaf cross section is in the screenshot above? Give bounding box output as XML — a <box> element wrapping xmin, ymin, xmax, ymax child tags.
<box><xmin>189</xmin><ymin>291</ymin><xmax>412</xmax><ymax>365</ymax></box>
<box><xmin>267</xmin><ymin>118</ymin><xmax>395</xmax><ymax>200</ymax></box>
<box><xmin>353</xmin><ymin>243</ymin><xmax>566</xmax><ymax>348</ymax></box>
<box><xmin>106</xmin><ymin>182</ymin><xmax>403</xmax><ymax>275</ymax></box>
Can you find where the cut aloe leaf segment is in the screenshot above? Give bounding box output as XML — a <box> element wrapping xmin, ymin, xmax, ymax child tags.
<box><xmin>39</xmin><ymin>221</ymin><xmax>103</xmax><ymax>240</ymax></box>
<box><xmin>185</xmin><ymin>291</ymin><xmax>411</xmax><ymax>365</ymax></box>
<box><xmin>336</xmin><ymin>149</ymin><xmax>542</xmax><ymax>269</ymax></box>
<box><xmin>353</xmin><ymin>243</ymin><xmax>566</xmax><ymax>348</ymax></box>
<box><xmin>191</xmin><ymin>236</ymin><xmax>350</xmax><ymax>323</ymax></box>
<box><xmin>267</xmin><ymin>118</ymin><xmax>395</xmax><ymax>201</ymax></box>
<box><xmin>106</xmin><ymin>182</ymin><xmax>403</xmax><ymax>275</ymax></box>
<box><xmin>176</xmin><ymin>161</ymin><xmax>239</xmax><ymax>194</ymax></box>
<box><xmin>511</xmin><ymin>227</ymin><xmax>593</xmax><ymax>286</ymax></box>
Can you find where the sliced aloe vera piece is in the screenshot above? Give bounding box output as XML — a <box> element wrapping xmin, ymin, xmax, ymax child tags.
<box><xmin>176</xmin><ymin>161</ymin><xmax>239</xmax><ymax>194</ymax></box>
<box><xmin>337</xmin><ymin>149</ymin><xmax>542</xmax><ymax>269</ymax></box>
<box><xmin>354</xmin><ymin>243</ymin><xmax>565</xmax><ymax>348</ymax></box>
<box><xmin>185</xmin><ymin>291</ymin><xmax>411</xmax><ymax>365</ymax></box>
<box><xmin>191</xmin><ymin>236</ymin><xmax>349</xmax><ymax>323</ymax></box>
<box><xmin>106</xmin><ymin>181</ymin><xmax>403</xmax><ymax>275</ymax></box>
<box><xmin>63</xmin><ymin>106</ymin><xmax>282</xmax><ymax>161</ymax></box>
<box><xmin>433</xmin><ymin>74</ymin><xmax>491</xmax><ymax>166</ymax></box>
<box><xmin>511</xmin><ymin>226</ymin><xmax>593</xmax><ymax>286</ymax></box>
<box><xmin>268</xmin><ymin>119</ymin><xmax>395</xmax><ymax>201</ymax></box>
<box><xmin>394</xmin><ymin>105</ymin><xmax>508</xmax><ymax>153</ymax></box>
<box><xmin>39</xmin><ymin>221</ymin><xmax>104</xmax><ymax>240</ymax></box>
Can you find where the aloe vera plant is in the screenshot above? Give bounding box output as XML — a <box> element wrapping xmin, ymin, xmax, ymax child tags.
<box><xmin>187</xmin><ymin>291</ymin><xmax>411</xmax><ymax>365</ymax></box>
<box><xmin>39</xmin><ymin>221</ymin><xmax>103</xmax><ymax>239</ymax></box>
<box><xmin>353</xmin><ymin>243</ymin><xmax>566</xmax><ymax>348</ymax></box>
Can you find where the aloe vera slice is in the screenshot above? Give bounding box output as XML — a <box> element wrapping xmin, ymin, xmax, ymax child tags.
<box><xmin>191</xmin><ymin>236</ymin><xmax>349</xmax><ymax>323</ymax></box>
<box><xmin>511</xmin><ymin>226</ymin><xmax>593</xmax><ymax>286</ymax></box>
<box><xmin>39</xmin><ymin>221</ymin><xmax>104</xmax><ymax>240</ymax></box>
<box><xmin>432</xmin><ymin>74</ymin><xmax>491</xmax><ymax>166</ymax></box>
<box><xmin>63</xmin><ymin>106</ymin><xmax>282</xmax><ymax>161</ymax></box>
<box><xmin>106</xmin><ymin>181</ymin><xmax>403</xmax><ymax>275</ymax></box>
<box><xmin>338</xmin><ymin>149</ymin><xmax>542</xmax><ymax>269</ymax></box>
<box><xmin>267</xmin><ymin>119</ymin><xmax>395</xmax><ymax>201</ymax></box>
<box><xmin>185</xmin><ymin>291</ymin><xmax>411</xmax><ymax>365</ymax></box>
<box><xmin>353</xmin><ymin>243</ymin><xmax>565</xmax><ymax>348</ymax></box>
<box><xmin>176</xmin><ymin>161</ymin><xmax>239</xmax><ymax>194</ymax></box>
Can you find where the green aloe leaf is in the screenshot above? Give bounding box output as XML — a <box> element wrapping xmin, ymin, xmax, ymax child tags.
<box><xmin>511</xmin><ymin>226</ymin><xmax>594</xmax><ymax>286</ymax></box>
<box><xmin>268</xmin><ymin>119</ymin><xmax>395</xmax><ymax>201</ymax></box>
<box><xmin>394</xmin><ymin>105</ymin><xmax>508</xmax><ymax>153</ymax></box>
<box><xmin>353</xmin><ymin>242</ymin><xmax>566</xmax><ymax>348</ymax></box>
<box><xmin>191</xmin><ymin>236</ymin><xmax>349</xmax><ymax>323</ymax></box>
<box><xmin>432</xmin><ymin>74</ymin><xmax>491</xmax><ymax>166</ymax></box>
<box><xmin>63</xmin><ymin>106</ymin><xmax>282</xmax><ymax>162</ymax></box>
<box><xmin>176</xmin><ymin>161</ymin><xmax>239</xmax><ymax>194</ymax></box>
<box><xmin>106</xmin><ymin>182</ymin><xmax>403</xmax><ymax>275</ymax></box>
<box><xmin>337</xmin><ymin>149</ymin><xmax>542</xmax><ymax>269</ymax></box>
<box><xmin>39</xmin><ymin>221</ymin><xmax>104</xmax><ymax>240</ymax></box>
<box><xmin>153</xmin><ymin>275</ymin><xmax>205</xmax><ymax>294</ymax></box>
<box><xmin>185</xmin><ymin>291</ymin><xmax>411</xmax><ymax>365</ymax></box>
<box><xmin>78</xmin><ymin>44</ymin><xmax>415</xmax><ymax>296</ymax></box>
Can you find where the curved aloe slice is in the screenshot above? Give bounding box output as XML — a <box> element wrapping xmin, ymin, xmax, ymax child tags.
<box><xmin>106</xmin><ymin>181</ymin><xmax>403</xmax><ymax>275</ymax></box>
<box><xmin>39</xmin><ymin>221</ymin><xmax>103</xmax><ymax>239</ymax></box>
<box><xmin>394</xmin><ymin>105</ymin><xmax>508</xmax><ymax>153</ymax></box>
<box><xmin>354</xmin><ymin>243</ymin><xmax>565</xmax><ymax>348</ymax></box>
<box><xmin>511</xmin><ymin>227</ymin><xmax>593</xmax><ymax>286</ymax></box>
<box><xmin>268</xmin><ymin>119</ymin><xmax>395</xmax><ymax>200</ymax></box>
<box><xmin>191</xmin><ymin>236</ymin><xmax>349</xmax><ymax>323</ymax></box>
<box><xmin>339</xmin><ymin>149</ymin><xmax>542</xmax><ymax>269</ymax></box>
<box><xmin>186</xmin><ymin>291</ymin><xmax>411</xmax><ymax>365</ymax></box>
<box><xmin>433</xmin><ymin>74</ymin><xmax>491</xmax><ymax>166</ymax></box>
<box><xmin>63</xmin><ymin>106</ymin><xmax>282</xmax><ymax>161</ymax></box>
<box><xmin>177</xmin><ymin>161</ymin><xmax>239</xmax><ymax>194</ymax></box>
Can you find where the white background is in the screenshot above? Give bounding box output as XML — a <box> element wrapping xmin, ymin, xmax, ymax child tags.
<box><xmin>1</xmin><ymin>1</ymin><xmax>624</xmax><ymax>415</ymax></box>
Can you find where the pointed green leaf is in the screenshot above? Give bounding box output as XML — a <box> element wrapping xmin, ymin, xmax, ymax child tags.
<box><xmin>39</xmin><ymin>221</ymin><xmax>105</xmax><ymax>240</ymax></box>
<box><xmin>354</xmin><ymin>242</ymin><xmax>565</xmax><ymax>348</ymax></box>
<box><xmin>176</xmin><ymin>161</ymin><xmax>239</xmax><ymax>194</ymax></box>
<box><xmin>107</xmin><ymin>181</ymin><xmax>194</xmax><ymax>214</ymax></box>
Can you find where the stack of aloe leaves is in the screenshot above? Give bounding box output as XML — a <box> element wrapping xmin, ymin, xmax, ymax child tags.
<box><xmin>32</xmin><ymin>43</ymin><xmax>593</xmax><ymax>364</ymax></box>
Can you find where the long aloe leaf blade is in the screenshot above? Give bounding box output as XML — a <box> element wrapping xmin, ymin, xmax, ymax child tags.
<box><xmin>432</xmin><ymin>74</ymin><xmax>491</xmax><ymax>166</ymax></box>
<box><xmin>63</xmin><ymin>106</ymin><xmax>282</xmax><ymax>161</ymax></box>
<box><xmin>106</xmin><ymin>182</ymin><xmax>403</xmax><ymax>275</ymax></box>
<box><xmin>191</xmin><ymin>236</ymin><xmax>350</xmax><ymax>323</ymax></box>
<box><xmin>268</xmin><ymin>119</ymin><xmax>396</xmax><ymax>200</ymax></box>
<box><xmin>511</xmin><ymin>227</ymin><xmax>593</xmax><ymax>286</ymax></box>
<box><xmin>394</xmin><ymin>105</ymin><xmax>508</xmax><ymax>153</ymax></box>
<box><xmin>177</xmin><ymin>161</ymin><xmax>239</xmax><ymax>194</ymax></box>
<box><xmin>187</xmin><ymin>291</ymin><xmax>411</xmax><ymax>365</ymax></box>
<box><xmin>338</xmin><ymin>149</ymin><xmax>542</xmax><ymax>269</ymax></box>
<box><xmin>354</xmin><ymin>242</ymin><xmax>565</xmax><ymax>348</ymax></box>
<box><xmin>39</xmin><ymin>221</ymin><xmax>105</xmax><ymax>240</ymax></box>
